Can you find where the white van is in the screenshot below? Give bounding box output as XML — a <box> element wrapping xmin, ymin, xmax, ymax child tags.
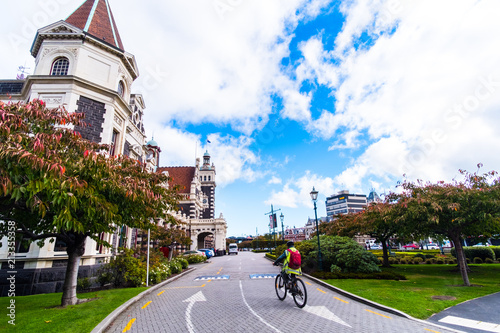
<box><xmin>228</xmin><ymin>243</ymin><xmax>238</xmax><ymax>255</ymax></box>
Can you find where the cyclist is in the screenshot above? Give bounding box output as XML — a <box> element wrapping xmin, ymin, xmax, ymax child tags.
<box><xmin>273</xmin><ymin>241</ymin><xmax>302</xmax><ymax>292</ymax></box>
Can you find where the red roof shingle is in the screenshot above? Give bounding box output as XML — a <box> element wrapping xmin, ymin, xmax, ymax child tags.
<box><xmin>157</xmin><ymin>167</ymin><xmax>196</xmax><ymax>194</ymax></box>
<box><xmin>66</xmin><ymin>0</ymin><xmax>124</xmax><ymax>50</ymax></box>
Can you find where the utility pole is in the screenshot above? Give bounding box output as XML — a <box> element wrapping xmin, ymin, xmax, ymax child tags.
<box><xmin>265</xmin><ymin>204</ymin><xmax>281</xmax><ymax>253</ymax></box>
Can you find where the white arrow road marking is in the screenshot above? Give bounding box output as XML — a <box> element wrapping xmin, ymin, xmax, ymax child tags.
<box><xmin>183</xmin><ymin>291</ymin><xmax>207</xmax><ymax>333</ymax></box>
<box><xmin>300</xmin><ymin>305</ymin><xmax>351</xmax><ymax>327</ymax></box>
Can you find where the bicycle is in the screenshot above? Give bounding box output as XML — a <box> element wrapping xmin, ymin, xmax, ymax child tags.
<box><xmin>274</xmin><ymin>265</ymin><xmax>307</xmax><ymax>308</ymax></box>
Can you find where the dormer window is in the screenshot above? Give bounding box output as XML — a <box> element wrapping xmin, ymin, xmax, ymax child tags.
<box><xmin>51</xmin><ymin>57</ymin><xmax>69</xmax><ymax>76</ymax></box>
<box><xmin>117</xmin><ymin>81</ymin><xmax>125</xmax><ymax>97</ymax></box>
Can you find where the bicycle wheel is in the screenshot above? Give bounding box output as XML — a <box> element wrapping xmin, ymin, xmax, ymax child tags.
<box><xmin>292</xmin><ymin>278</ymin><xmax>307</xmax><ymax>308</ymax></box>
<box><xmin>275</xmin><ymin>274</ymin><xmax>287</xmax><ymax>300</ymax></box>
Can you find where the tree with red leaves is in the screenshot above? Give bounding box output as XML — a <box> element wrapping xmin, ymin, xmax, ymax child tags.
<box><xmin>0</xmin><ymin>100</ymin><xmax>179</xmax><ymax>306</ymax></box>
<box><xmin>399</xmin><ymin>165</ymin><xmax>500</xmax><ymax>286</ymax></box>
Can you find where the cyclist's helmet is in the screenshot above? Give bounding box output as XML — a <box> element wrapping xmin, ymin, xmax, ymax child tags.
<box><xmin>287</xmin><ymin>241</ymin><xmax>294</xmax><ymax>248</ymax></box>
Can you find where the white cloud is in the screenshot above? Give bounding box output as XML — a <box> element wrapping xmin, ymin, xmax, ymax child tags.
<box><xmin>266</xmin><ymin>170</ymin><xmax>335</xmax><ymax>209</ymax></box>
<box><xmin>268</xmin><ymin>176</ymin><xmax>282</xmax><ymax>185</ymax></box>
<box><xmin>286</xmin><ymin>0</ymin><xmax>500</xmax><ymax>190</ymax></box>
<box><xmin>112</xmin><ymin>0</ymin><xmax>333</xmax><ymax>135</ymax></box>
<box><xmin>204</xmin><ymin>134</ymin><xmax>261</xmax><ymax>187</ymax></box>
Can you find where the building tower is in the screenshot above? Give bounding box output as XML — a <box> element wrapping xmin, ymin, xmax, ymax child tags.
<box><xmin>199</xmin><ymin>151</ymin><xmax>216</xmax><ymax>219</ymax></box>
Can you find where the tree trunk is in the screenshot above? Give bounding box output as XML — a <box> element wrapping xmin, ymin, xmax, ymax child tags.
<box><xmin>449</xmin><ymin>233</ymin><xmax>470</xmax><ymax>286</ymax></box>
<box><xmin>61</xmin><ymin>233</ymin><xmax>87</xmax><ymax>307</ymax></box>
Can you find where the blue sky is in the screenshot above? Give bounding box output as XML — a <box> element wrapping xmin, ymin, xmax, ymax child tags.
<box><xmin>2</xmin><ymin>0</ymin><xmax>500</xmax><ymax>237</ymax></box>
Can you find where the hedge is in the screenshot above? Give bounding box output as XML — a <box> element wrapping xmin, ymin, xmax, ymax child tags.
<box><xmin>451</xmin><ymin>247</ymin><xmax>496</xmax><ymax>261</ymax></box>
<box><xmin>311</xmin><ymin>271</ymin><xmax>407</xmax><ymax>281</ymax></box>
<box><xmin>490</xmin><ymin>246</ymin><xmax>500</xmax><ymax>260</ymax></box>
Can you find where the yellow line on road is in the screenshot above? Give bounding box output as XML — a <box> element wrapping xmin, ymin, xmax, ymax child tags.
<box><xmin>334</xmin><ymin>296</ymin><xmax>349</xmax><ymax>303</ymax></box>
<box><xmin>122</xmin><ymin>318</ymin><xmax>135</xmax><ymax>332</ymax></box>
<box><xmin>208</xmin><ymin>279</ymin><xmax>212</xmax><ymax>282</ymax></box>
<box><xmin>424</xmin><ymin>329</ymin><xmax>440</xmax><ymax>333</ymax></box>
<box><xmin>365</xmin><ymin>309</ymin><xmax>391</xmax><ymax>319</ymax></box>
<box><xmin>317</xmin><ymin>288</ymin><xmax>327</xmax><ymax>294</ymax></box>
<box><xmin>305</xmin><ymin>281</ymin><xmax>312</xmax><ymax>285</ymax></box>
<box><xmin>141</xmin><ymin>301</ymin><xmax>152</xmax><ymax>309</ymax></box>
<box><xmin>201</xmin><ymin>284</ymin><xmax>206</xmax><ymax>287</ymax></box>
<box><xmin>157</xmin><ymin>290</ymin><xmax>165</xmax><ymax>296</ymax></box>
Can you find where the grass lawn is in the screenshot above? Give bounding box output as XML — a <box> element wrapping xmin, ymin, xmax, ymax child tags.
<box><xmin>0</xmin><ymin>287</ymin><xmax>148</xmax><ymax>332</ymax></box>
<box><xmin>324</xmin><ymin>264</ymin><xmax>500</xmax><ymax>319</ymax></box>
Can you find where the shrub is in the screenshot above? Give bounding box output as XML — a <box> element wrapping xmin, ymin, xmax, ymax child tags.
<box><xmin>185</xmin><ymin>254</ymin><xmax>206</xmax><ymax>264</ymax></box>
<box><xmin>149</xmin><ymin>263</ymin><xmax>171</xmax><ymax>285</ymax></box>
<box><xmin>265</xmin><ymin>253</ymin><xmax>277</xmax><ymax>260</ymax></box>
<box><xmin>399</xmin><ymin>259</ymin><xmax>407</xmax><ymax>264</ymax></box>
<box><xmin>414</xmin><ymin>253</ymin><xmax>426</xmax><ymax>260</ymax></box>
<box><xmin>176</xmin><ymin>257</ymin><xmax>189</xmax><ymax>269</ymax></box>
<box><xmin>451</xmin><ymin>247</ymin><xmax>495</xmax><ymax>262</ymax></box>
<box><xmin>302</xmin><ymin>235</ymin><xmax>380</xmax><ymax>274</ymax></box>
<box><xmin>77</xmin><ymin>277</ymin><xmax>91</xmax><ymax>291</ymax></box>
<box><xmin>413</xmin><ymin>257</ymin><xmax>423</xmax><ymax>264</ymax></box>
<box><xmin>473</xmin><ymin>257</ymin><xmax>483</xmax><ymax>264</ymax></box>
<box><xmin>425</xmin><ymin>259</ymin><xmax>432</xmax><ymax>264</ymax></box>
<box><xmin>485</xmin><ymin>258</ymin><xmax>494</xmax><ymax>264</ymax></box>
<box><xmin>312</xmin><ymin>271</ymin><xmax>406</xmax><ymax>281</ymax></box>
<box><xmin>330</xmin><ymin>265</ymin><xmax>342</xmax><ymax>273</ymax></box>
<box><xmin>435</xmin><ymin>259</ymin><xmax>445</xmax><ymax>264</ymax></box>
<box><xmin>490</xmin><ymin>246</ymin><xmax>500</xmax><ymax>260</ymax></box>
<box><xmin>97</xmin><ymin>248</ymin><xmax>146</xmax><ymax>287</ymax></box>
<box><xmin>170</xmin><ymin>259</ymin><xmax>183</xmax><ymax>274</ymax></box>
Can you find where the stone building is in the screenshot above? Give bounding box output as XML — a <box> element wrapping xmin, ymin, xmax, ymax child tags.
<box><xmin>157</xmin><ymin>151</ymin><xmax>227</xmax><ymax>252</ymax></box>
<box><xmin>0</xmin><ymin>0</ymin><xmax>161</xmax><ymax>295</ymax></box>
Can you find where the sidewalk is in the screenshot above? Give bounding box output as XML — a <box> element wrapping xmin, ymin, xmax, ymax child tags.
<box><xmin>426</xmin><ymin>291</ymin><xmax>500</xmax><ymax>333</ymax></box>
<box><xmin>307</xmin><ymin>270</ymin><xmax>500</xmax><ymax>333</ymax></box>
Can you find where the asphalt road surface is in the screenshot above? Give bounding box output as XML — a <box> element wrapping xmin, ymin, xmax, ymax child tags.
<box><xmin>104</xmin><ymin>251</ymin><xmax>461</xmax><ymax>333</ymax></box>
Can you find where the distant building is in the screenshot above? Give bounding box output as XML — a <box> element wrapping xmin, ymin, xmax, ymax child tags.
<box><xmin>157</xmin><ymin>151</ymin><xmax>227</xmax><ymax>251</ymax></box>
<box><xmin>367</xmin><ymin>189</ymin><xmax>383</xmax><ymax>204</ymax></box>
<box><xmin>325</xmin><ymin>190</ymin><xmax>367</xmax><ymax>218</ymax></box>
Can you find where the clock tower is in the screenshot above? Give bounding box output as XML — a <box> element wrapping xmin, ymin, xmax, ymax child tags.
<box><xmin>199</xmin><ymin>151</ymin><xmax>216</xmax><ymax>219</ymax></box>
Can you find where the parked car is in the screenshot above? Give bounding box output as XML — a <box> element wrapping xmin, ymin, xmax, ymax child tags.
<box><xmin>369</xmin><ymin>244</ymin><xmax>382</xmax><ymax>250</ymax></box>
<box><xmin>182</xmin><ymin>250</ymin><xmax>206</xmax><ymax>257</ymax></box>
<box><xmin>425</xmin><ymin>243</ymin><xmax>440</xmax><ymax>250</ymax></box>
<box><xmin>472</xmin><ymin>243</ymin><xmax>490</xmax><ymax>247</ymax></box>
<box><xmin>199</xmin><ymin>248</ymin><xmax>214</xmax><ymax>258</ymax></box>
<box><xmin>402</xmin><ymin>243</ymin><xmax>419</xmax><ymax>249</ymax></box>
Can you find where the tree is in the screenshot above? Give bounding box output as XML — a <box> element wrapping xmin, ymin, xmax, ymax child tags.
<box><xmin>321</xmin><ymin>199</ymin><xmax>406</xmax><ymax>267</ymax></box>
<box><xmin>0</xmin><ymin>100</ymin><xmax>179</xmax><ymax>306</ymax></box>
<box><xmin>399</xmin><ymin>165</ymin><xmax>500</xmax><ymax>286</ymax></box>
<box><xmin>151</xmin><ymin>224</ymin><xmax>192</xmax><ymax>249</ymax></box>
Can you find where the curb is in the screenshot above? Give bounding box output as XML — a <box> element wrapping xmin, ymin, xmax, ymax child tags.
<box><xmin>91</xmin><ymin>266</ymin><xmax>197</xmax><ymax>333</ymax></box>
<box><xmin>265</xmin><ymin>255</ymin><xmax>465</xmax><ymax>333</ymax></box>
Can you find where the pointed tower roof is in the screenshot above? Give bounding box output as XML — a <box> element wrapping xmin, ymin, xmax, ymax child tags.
<box><xmin>66</xmin><ymin>0</ymin><xmax>124</xmax><ymax>50</ymax></box>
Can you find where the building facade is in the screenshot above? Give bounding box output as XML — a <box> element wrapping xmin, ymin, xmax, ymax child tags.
<box><xmin>0</xmin><ymin>0</ymin><xmax>214</xmax><ymax>296</ymax></box>
<box><xmin>325</xmin><ymin>190</ymin><xmax>367</xmax><ymax>218</ymax></box>
<box><xmin>157</xmin><ymin>153</ymin><xmax>227</xmax><ymax>252</ymax></box>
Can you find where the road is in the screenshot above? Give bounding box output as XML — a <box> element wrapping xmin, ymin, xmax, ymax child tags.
<box><xmin>104</xmin><ymin>251</ymin><xmax>460</xmax><ymax>333</ymax></box>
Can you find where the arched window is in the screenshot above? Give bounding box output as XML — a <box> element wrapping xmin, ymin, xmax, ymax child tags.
<box><xmin>51</xmin><ymin>57</ymin><xmax>69</xmax><ymax>76</ymax></box>
<box><xmin>117</xmin><ymin>81</ymin><xmax>125</xmax><ymax>97</ymax></box>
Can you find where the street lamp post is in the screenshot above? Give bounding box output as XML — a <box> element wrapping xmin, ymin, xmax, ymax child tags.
<box><xmin>280</xmin><ymin>212</ymin><xmax>285</xmax><ymax>241</ymax></box>
<box><xmin>310</xmin><ymin>187</ymin><xmax>323</xmax><ymax>271</ymax></box>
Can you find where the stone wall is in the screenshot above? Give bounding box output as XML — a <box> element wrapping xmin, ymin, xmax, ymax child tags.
<box><xmin>74</xmin><ymin>96</ymin><xmax>106</xmax><ymax>143</ymax></box>
<box><xmin>0</xmin><ymin>264</ymin><xmax>102</xmax><ymax>297</ymax></box>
